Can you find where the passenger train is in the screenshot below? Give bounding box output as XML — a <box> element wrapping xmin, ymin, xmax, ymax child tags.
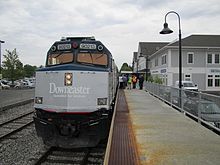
<box><xmin>34</xmin><ymin>37</ymin><xmax>118</xmax><ymax>148</ymax></box>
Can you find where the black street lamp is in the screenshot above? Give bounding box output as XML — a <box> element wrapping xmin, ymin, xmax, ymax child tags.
<box><xmin>0</xmin><ymin>40</ymin><xmax>5</xmax><ymax>75</ymax></box>
<box><xmin>160</xmin><ymin>11</ymin><xmax>182</xmax><ymax>89</ymax></box>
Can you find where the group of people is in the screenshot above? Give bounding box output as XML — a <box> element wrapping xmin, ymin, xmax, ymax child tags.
<box><xmin>119</xmin><ymin>74</ymin><xmax>144</xmax><ymax>90</ymax></box>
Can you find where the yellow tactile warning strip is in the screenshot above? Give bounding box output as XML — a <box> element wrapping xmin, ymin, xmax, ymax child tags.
<box><xmin>107</xmin><ymin>89</ymin><xmax>140</xmax><ymax>165</ymax></box>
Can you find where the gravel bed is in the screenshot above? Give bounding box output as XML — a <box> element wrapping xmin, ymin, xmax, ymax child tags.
<box><xmin>0</xmin><ymin>125</ymin><xmax>45</xmax><ymax>165</ymax></box>
<box><xmin>0</xmin><ymin>103</ymin><xmax>34</xmax><ymax>124</ymax></box>
<box><xmin>0</xmin><ymin>102</ymin><xmax>47</xmax><ymax>165</ymax></box>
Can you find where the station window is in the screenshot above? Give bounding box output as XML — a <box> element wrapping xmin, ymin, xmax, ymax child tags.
<box><xmin>155</xmin><ymin>58</ymin><xmax>158</xmax><ymax>66</ymax></box>
<box><xmin>184</xmin><ymin>74</ymin><xmax>191</xmax><ymax>81</ymax></box>
<box><xmin>207</xmin><ymin>74</ymin><xmax>220</xmax><ymax>88</ymax></box>
<box><xmin>207</xmin><ymin>54</ymin><xmax>212</xmax><ymax>64</ymax></box>
<box><xmin>187</xmin><ymin>52</ymin><xmax>194</xmax><ymax>64</ymax></box>
<box><xmin>215</xmin><ymin>54</ymin><xmax>220</xmax><ymax>64</ymax></box>
<box><xmin>207</xmin><ymin>53</ymin><xmax>220</xmax><ymax>64</ymax></box>
<box><xmin>215</xmin><ymin>75</ymin><xmax>220</xmax><ymax>87</ymax></box>
<box><xmin>207</xmin><ymin>75</ymin><xmax>213</xmax><ymax>87</ymax></box>
<box><xmin>161</xmin><ymin>54</ymin><xmax>167</xmax><ymax>65</ymax></box>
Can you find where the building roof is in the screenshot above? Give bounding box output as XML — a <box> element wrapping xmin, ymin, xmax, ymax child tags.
<box><xmin>169</xmin><ymin>34</ymin><xmax>220</xmax><ymax>47</ymax></box>
<box><xmin>139</xmin><ymin>42</ymin><xmax>169</xmax><ymax>56</ymax></box>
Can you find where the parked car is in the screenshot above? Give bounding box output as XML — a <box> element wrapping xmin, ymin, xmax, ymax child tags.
<box><xmin>14</xmin><ymin>81</ymin><xmax>24</xmax><ymax>89</ymax></box>
<box><xmin>0</xmin><ymin>81</ymin><xmax>10</xmax><ymax>89</ymax></box>
<box><xmin>175</xmin><ymin>81</ymin><xmax>198</xmax><ymax>91</ymax></box>
<box><xmin>184</xmin><ymin>99</ymin><xmax>220</xmax><ymax>128</ymax></box>
<box><xmin>24</xmin><ymin>79</ymin><xmax>35</xmax><ymax>88</ymax></box>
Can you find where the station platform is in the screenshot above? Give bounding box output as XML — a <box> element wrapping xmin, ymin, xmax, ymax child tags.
<box><xmin>105</xmin><ymin>89</ymin><xmax>220</xmax><ymax>165</ymax></box>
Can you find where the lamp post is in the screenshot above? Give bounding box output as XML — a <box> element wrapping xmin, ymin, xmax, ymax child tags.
<box><xmin>160</xmin><ymin>11</ymin><xmax>182</xmax><ymax>89</ymax></box>
<box><xmin>160</xmin><ymin>11</ymin><xmax>182</xmax><ymax>108</ymax></box>
<box><xmin>0</xmin><ymin>40</ymin><xmax>5</xmax><ymax>76</ymax></box>
<box><xmin>136</xmin><ymin>58</ymin><xmax>139</xmax><ymax>73</ymax></box>
<box><xmin>139</xmin><ymin>53</ymin><xmax>149</xmax><ymax>81</ymax></box>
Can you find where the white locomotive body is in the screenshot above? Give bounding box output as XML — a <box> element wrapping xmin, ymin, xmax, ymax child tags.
<box><xmin>34</xmin><ymin>37</ymin><xmax>118</xmax><ymax>148</ymax></box>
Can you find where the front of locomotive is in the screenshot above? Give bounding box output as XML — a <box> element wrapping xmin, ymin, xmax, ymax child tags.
<box><xmin>34</xmin><ymin>37</ymin><xmax>113</xmax><ymax>148</ymax></box>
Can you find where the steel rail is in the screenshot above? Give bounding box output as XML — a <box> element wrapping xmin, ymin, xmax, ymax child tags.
<box><xmin>0</xmin><ymin>111</ymin><xmax>34</xmax><ymax>127</ymax></box>
<box><xmin>0</xmin><ymin>114</ymin><xmax>34</xmax><ymax>142</ymax></box>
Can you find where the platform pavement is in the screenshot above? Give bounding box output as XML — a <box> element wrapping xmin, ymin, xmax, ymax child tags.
<box><xmin>124</xmin><ymin>89</ymin><xmax>220</xmax><ymax>165</ymax></box>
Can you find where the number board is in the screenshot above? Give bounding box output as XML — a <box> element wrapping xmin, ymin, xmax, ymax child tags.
<box><xmin>57</xmin><ymin>44</ymin><xmax>71</xmax><ymax>50</ymax></box>
<box><xmin>80</xmin><ymin>43</ymin><xmax>96</xmax><ymax>49</ymax></box>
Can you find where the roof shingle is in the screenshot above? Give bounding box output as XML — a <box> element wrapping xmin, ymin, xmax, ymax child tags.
<box><xmin>169</xmin><ymin>35</ymin><xmax>220</xmax><ymax>47</ymax></box>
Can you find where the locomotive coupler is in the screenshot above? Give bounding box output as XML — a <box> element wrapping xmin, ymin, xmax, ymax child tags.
<box><xmin>60</xmin><ymin>123</ymin><xmax>80</xmax><ymax>137</ymax></box>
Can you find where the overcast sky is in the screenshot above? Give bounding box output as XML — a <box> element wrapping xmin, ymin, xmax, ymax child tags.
<box><xmin>1</xmin><ymin>0</ymin><xmax>220</xmax><ymax>68</ymax></box>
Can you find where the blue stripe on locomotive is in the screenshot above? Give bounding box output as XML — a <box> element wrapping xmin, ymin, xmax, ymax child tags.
<box><xmin>37</xmin><ymin>63</ymin><xmax>110</xmax><ymax>72</ymax></box>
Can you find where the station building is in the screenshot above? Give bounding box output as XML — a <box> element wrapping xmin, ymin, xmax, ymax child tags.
<box><xmin>133</xmin><ymin>35</ymin><xmax>220</xmax><ymax>92</ymax></box>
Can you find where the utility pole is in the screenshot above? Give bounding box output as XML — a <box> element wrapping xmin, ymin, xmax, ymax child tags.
<box><xmin>0</xmin><ymin>40</ymin><xmax>5</xmax><ymax>79</ymax></box>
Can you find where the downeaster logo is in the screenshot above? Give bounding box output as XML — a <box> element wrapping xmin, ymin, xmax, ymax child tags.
<box><xmin>49</xmin><ymin>83</ymin><xmax>90</xmax><ymax>95</ymax></box>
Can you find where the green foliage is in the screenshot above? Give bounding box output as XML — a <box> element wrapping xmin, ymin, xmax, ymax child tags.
<box><xmin>24</xmin><ymin>64</ymin><xmax>37</xmax><ymax>77</ymax></box>
<box><xmin>153</xmin><ymin>75</ymin><xmax>163</xmax><ymax>84</ymax></box>
<box><xmin>120</xmin><ymin>63</ymin><xmax>132</xmax><ymax>71</ymax></box>
<box><xmin>2</xmin><ymin>48</ymin><xmax>38</xmax><ymax>82</ymax></box>
<box><xmin>147</xmin><ymin>75</ymin><xmax>154</xmax><ymax>82</ymax></box>
<box><xmin>2</xmin><ymin>49</ymin><xmax>23</xmax><ymax>82</ymax></box>
<box><xmin>146</xmin><ymin>75</ymin><xmax>163</xmax><ymax>84</ymax></box>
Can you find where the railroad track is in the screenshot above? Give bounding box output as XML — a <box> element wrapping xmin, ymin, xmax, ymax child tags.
<box><xmin>32</xmin><ymin>142</ymin><xmax>107</xmax><ymax>165</ymax></box>
<box><xmin>0</xmin><ymin>111</ymin><xmax>34</xmax><ymax>142</ymax></box>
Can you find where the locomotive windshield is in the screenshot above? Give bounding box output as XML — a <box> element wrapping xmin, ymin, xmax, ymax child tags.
<box><xmin>47</xmin><ymin>39</ymin><xmax>110</xmax><ymax>67</ymax></box>
<box><xmin>47</xmin><ymin>52</ymin><xmax>108</xmax><ymax>67</ymax></box>
<box><xmin>77</xmin><ymin>52</ymin><xmax>108</xmax><ymax>66</ymax></box>
<box><xmin>47</xmin><ymin>52</ymin><xmax>74</xmax><ymax>66</ymax></box>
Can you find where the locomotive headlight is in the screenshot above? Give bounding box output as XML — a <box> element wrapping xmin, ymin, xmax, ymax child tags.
<box><xmin>97</xmin><ymin>98</ymin><xmax>107</xmax><ymax>105</ymax></box>
<box><xmin>65</xmin><ymin>73</ymin><xmax>72</xmax><ymax>86</ymax></box>
<box><xmin>35</xmin><ymin>97</ymin><xmax>43</xmax><ymax>104</ymax></box>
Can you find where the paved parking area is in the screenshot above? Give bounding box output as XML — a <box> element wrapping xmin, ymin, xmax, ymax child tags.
<box><xmin>0</xmin><ymin>89</ymin><xmax>34</xmax><ymax>107</ymax></box>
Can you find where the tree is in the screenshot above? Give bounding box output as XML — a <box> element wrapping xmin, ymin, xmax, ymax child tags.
<box><xmin>24</xmin><ymin>64</ymin><xmax>37</xmax><ymax>77</ymax></box>
<box><xmin>15</xmin><ymin>61</ymin><xmax>24</xmax><ymax>79</ymax></box>
<box><xmin>120</xmin><ymin>63</ymin><xmax>132</xmax><ymax>72</ymax></box>
<box><xmin>2</xmin><ymin>48</ymin><xmax>23</xmax><ymax>82</ymax></box>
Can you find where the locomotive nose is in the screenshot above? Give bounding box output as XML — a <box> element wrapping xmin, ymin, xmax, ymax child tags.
<box><xmin>60</xmin><ymin>124</ymin><xmax>79</xmax><ymax>137</ymax></box>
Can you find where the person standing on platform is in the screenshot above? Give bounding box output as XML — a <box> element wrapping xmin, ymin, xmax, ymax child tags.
<box><xmin>119</xmin><ymin>75</ymin><xmax>123</xmax><ymax>89</ymax></box>
<box><xmin>127</xmin><ymin>75</ymin><xmax>132</xmax><ymax>90</ymax></box>
<box><xmin>139</xmin><ymin>74</ymin><xmax>144</xmax><ymax>90</ymax></box>
<box><xmin>132</xmin><ymin>74</ymin><xmax>137</xmax><ymax>89</ymax></box>
<box><xmin>122</xmin><ymin>74</ymin><xmax>127</xmax><ymax>89</ymax></box>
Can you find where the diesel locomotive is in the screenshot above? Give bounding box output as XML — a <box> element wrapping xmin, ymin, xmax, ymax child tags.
<box><xmin>33</xmin><ymin>37</ymin><xmax>118</xmax><ymax>148</ymax></box>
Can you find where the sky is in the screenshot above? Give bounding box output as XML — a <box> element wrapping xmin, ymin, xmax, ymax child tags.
<box><xmin>1</xmin><ymin>0</ymin><xmax>220</xmax><ymax>69</ymax></box>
